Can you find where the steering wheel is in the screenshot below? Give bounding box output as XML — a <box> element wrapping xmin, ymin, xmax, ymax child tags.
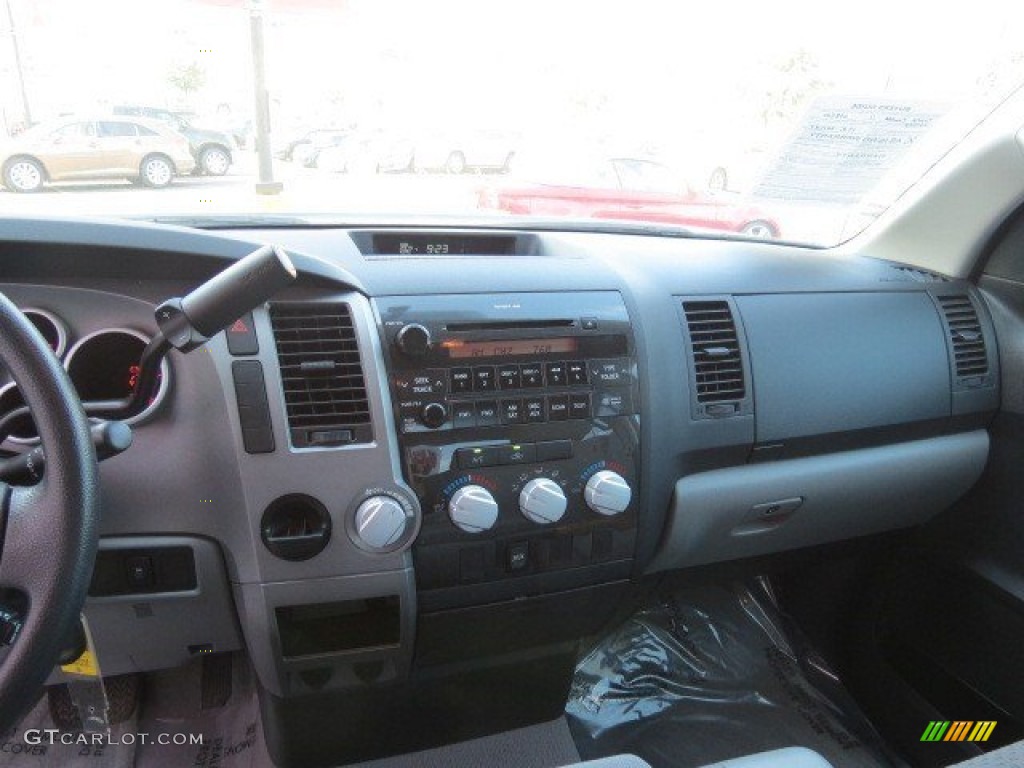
<box><xmin>0</xmin><ymin>292</ymin><xmax>98</xmax><ymax>730</ymax></box>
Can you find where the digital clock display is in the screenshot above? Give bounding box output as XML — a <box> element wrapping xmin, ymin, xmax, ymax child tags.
<box><xmin>372</xmin><ymin>234</ymin><xmax>515</xmax><ymax>256</ymax></box>
<box><xmin>444</xmin><ymin>337</ymin><xmax>578</xmax><ymax>359</ymax></box>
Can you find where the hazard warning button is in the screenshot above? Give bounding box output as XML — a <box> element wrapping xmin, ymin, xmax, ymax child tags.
<box><xmin>226</xmin><ymin>311</ymin><xmax>259</xmax><ymax>356</ymax></box>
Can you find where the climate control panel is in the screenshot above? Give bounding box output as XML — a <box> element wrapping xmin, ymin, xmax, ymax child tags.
<box><xmin>376</xmin><ymin>291</ymin><xmax>640</xmax><ymax>607</ymax></box>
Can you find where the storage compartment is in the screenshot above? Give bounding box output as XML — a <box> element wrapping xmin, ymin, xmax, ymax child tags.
<box><xmin>650</xmin><ymin>431</ymin><xmax>989</xmax><ymax>570</ymax></box>
<box><xmin>276</xmin><ymin>597</ymin><xmax>401</xmax><ymax>658</ymax></box>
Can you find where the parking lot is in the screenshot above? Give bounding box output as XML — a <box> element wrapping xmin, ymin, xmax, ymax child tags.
<box><xmin>0</xmin><ymin>153</ymin><xmax>486</xmax><ymax>219</ymax></box>
<box><xmin>0</xmin><ymin>151</ymin><xmax>850</xmax><ymax>244</ymax></box>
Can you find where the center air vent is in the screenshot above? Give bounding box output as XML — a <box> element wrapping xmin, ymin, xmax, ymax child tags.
<box><xmin>682</xmin><ymin>300</ymin><xmax>747</xmax><ymax>416</ymax></box>
<box><xmin>270</xmin><ymin>303</ymin><xmax>373</xmax><ymax>447</ymax></box>
<box><xmin>937</xmin><ymin>295</ymin><xmax>988</xmax><ymax>379</ymax></box>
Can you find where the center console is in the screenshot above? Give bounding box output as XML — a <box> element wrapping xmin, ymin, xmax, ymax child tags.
<box><xmin>376</xmin><ymin>291</ymin><xmax>641</xmax><ymax>611</ymax></box>
<box><xmin>261</xmin><ymin>291</ymin><xmax>642</xmax><ymax>767</ymax></box>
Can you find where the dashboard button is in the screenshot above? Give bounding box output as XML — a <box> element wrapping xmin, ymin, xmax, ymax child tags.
<box><xmin>520</xmin><ymin>363</ymin><xmax>544</xmax><ymax>388</ymax></box>
<box><xmin>497</xmin><ymin>364</ymin><xmax>521</xmax><ymax>389</ymax></box>
<box><xmin>450</xmin><ymin>367</ymin><xmax>473</xmax><ymax>394</ymax></box>
<box><xmin>451</xmin><ymin>401</ymin><xmax>476</xmax><ymax>429</ymax></box>
<box><xmin>507</xmin><ymin>541</ymin><xmax>529</xmax><ymax>572</ymax></box>
<box><xmin>547</xmin><ymin>395</ymin><xmax>569</xmax><ymax>421</ymax></box>
<box><xmin>569</xmin><ymin>393</ymin><xmax>591</xmax><ymax>419</ymax></box>
<box><xmin>536</xmin><ymin>440</ymin><xmax>572</xmax><ymax>461</ymax></box>
<box><xmin>567</xmin><ymin>360</ymin><xmax>588</xmax><ymax>385</ymax></box>
<box><xmin>594</xmin><ymin>388</ymin><xmax>634</xmax><ymax>417</ymax></box>
<box><xmin>545</xmin><ymin>362</ymin><xmax>566</xmax><ymax>386</ymax></box>
<box><xmin>473</xmin><ymin>366</ymin><xmax>496</xmax><ymax>392</ymax></box>
<box><xmin>475</xmin><ymin>400</ymin><xmax>499</xmax><ymax>426</ymax></box>
<box><xmin>501</xmin><ymin>398</ymin><xmax>525</xmax><ymax>424</ymax></box>
<box><xmin>581</xmin><ymin>317</ymin><xmax>599</xmax><ymax>330</ymax></box>
<box><xmin>225</xmin><ymin>311</ymin><xmax>258</xmax><ymax>355</ymax></box>
<box><xmin>524</xmin><ymin>397</ymin><xmax>546</xmax><ymax>423</ymax></box>
<box><xmin>456</xmin><ymin>446</ymin><xmax>502</xmax><ymax>469</ymax></box>
<box><xmin>497</xmin><ymin>443</ymin><xmax>536</xmax><ymax>465</ymax></box>
<box><xmin>590</xmin><ymin>358</ymin><xmax>631</xmax><ymax>386</ymax></box>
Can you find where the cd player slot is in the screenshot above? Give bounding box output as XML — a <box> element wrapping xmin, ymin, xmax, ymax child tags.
<box><xmin>445</xmin><ymin>319</ymin><xmax>575</xmax><ymax>332</ymax></box>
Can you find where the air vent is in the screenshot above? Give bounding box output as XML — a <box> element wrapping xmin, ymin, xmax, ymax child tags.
<box><xmin>937</xmin><ymin>295</ymin><xmax>988</xmax><ymax>378</ymax></box>
<box><xmin>270</xmin><ymin>303</ymin><xmax>373</xmax><ymax>447</ymax></box>
<box><xmin>682</xmin><ymin>300</ymin><xmax>746</xmax><ymax>407</ymax></box>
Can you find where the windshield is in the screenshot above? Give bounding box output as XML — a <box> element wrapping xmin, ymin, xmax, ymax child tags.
<box><xmin>2</xmin><ymin>0</ymin><xmax>1023</xmax><ymax>246</ymax></box>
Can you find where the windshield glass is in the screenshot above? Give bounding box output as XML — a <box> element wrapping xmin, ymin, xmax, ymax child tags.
<box><xmin>2</xmin><ymin>0</ymin><xmax>1023</xmax><ymax>246</ymax></box>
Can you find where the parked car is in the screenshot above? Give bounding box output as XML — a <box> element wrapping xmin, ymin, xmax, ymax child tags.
<box><xmin>0</xmin><ymin>116</ymin><xmax>195</xmax><ymax>192</ymax></box>
<box><xmin>112</xmin><ymin>105</ymin><xmax>235</xmax><ymax>176</ymax></box>
<box><xmin>280</xmin><ymin>129</ymin><xmax>352</xmax><ymax>167</ymax></box>
<box><xmin>316</xmin><ymin>133</ymin><xmax>415</xmax><ymax>174</ymax></box>
<box><xmin>414</xmin><ymin>128</ymin><xmax>518</xmax><ymax>173</ymax></box>
<box><xmin>479</xmin><ymin>155</ymin><xmax>780</xmax><ymax>238</ymax></box>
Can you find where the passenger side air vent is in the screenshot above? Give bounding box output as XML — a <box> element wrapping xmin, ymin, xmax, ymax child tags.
<box><xmin>682</xmin><ymin>300</ymin><xmax>747</xmax><ymax>417</ymax></box>
<box><xmin>269</xmin><ymin>303</ymin><xmax>373</xmax><ymax>447</ymax></box>
<box><xmin>937</xmin><ymin>295</ymin><xmax>988</xmax><ymax>380</ymax></box>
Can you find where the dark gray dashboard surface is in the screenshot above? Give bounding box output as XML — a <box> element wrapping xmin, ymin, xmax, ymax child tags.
<box><xmin>0</xmin><ymin>217</ymin><xmax>993</xmax><ymax>575</ymax></box>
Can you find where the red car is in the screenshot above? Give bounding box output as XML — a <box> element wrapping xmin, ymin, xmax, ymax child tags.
<box><xmin>478</xmin><ymin>156</ymin><xmax>780</xmax><ymax>238</ymax></box>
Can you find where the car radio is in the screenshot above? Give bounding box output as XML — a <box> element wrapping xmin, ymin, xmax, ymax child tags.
<box><xmin>375</xmin><ymin>292</ymin><xmax>640</xmax><ymax>610</ymax></box>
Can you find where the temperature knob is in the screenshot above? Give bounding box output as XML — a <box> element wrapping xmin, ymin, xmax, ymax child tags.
<box><xmin>519</xmin><ymin>478</ymin><xmax>567</xmax><ymax>525</ymax></box>
<box><xmin>584</xmin><ymin>470</ymin><xmax>631</xmax><ymax>516</ymax></box>
<box><xmin>448</xmin><ymin>485</ymin><xmax>499</xmax><ymax>533</ymax></box>
<box><xmin>353</xmin><ymin>496</ymin><xmax>409</xmax><ymax>550</ymax></box>
<box><xmin>395</xmin><ymin>323</ymin><xmax>431</xmax><ymax>356</ymax></box>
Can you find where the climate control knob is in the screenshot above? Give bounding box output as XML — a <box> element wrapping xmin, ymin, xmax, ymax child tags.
<box><xmin>448</xmin><ymin>485</ymin><xmax>499</xmax><ymax>533</ymax></box>
<box><xmin>395</xmin><ymin>323</ymin><xmax>431</xmax><ymax>356</ymax></box>
<box><xmin>353</xmin><ymin>496</ymin><xmax>409</xmax><ymax>550</ymax></box>
<box><xmin>519</xmin><ymin>478</ymin><xmax>567</xmax><ymax>525</ymax></box>
<box><xmin>584</xmin><ymin>470</ymin><xmax>631</xmax><ymax>516</ymax></box>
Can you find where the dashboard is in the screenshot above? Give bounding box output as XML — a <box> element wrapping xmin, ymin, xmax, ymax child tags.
<box><xmin>0</xmin><ymin>218</ymin><xmax>1000</xmax><ymax>765</ymax></box>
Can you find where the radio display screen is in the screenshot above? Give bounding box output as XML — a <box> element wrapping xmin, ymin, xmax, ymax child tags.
<box><xmin>444</xmin><ymin>337</ymin><xmax>578</xmax><ymax>359</ymax></box>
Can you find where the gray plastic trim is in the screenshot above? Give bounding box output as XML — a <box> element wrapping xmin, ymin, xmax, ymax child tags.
<box><xmin>648</xmin><ymin>430</ymin><xmax>989</xmax><ymax>572</ymax></box>
<box><xmin>46</xmin><ymin>536</ymin><xmax>243</xmax><ymax>681</ymax></box>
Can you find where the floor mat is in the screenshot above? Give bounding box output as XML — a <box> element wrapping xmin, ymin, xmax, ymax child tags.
<box><xmin>565</xmin><ymin>582</ymin><xmax>903</xmax><ymax>768</ymax></box>
<box><xmin>342</xmin><ymin>717</ymin><xmax>580</xmax><ymax>768</ymax></box>
<box><xmin>0</xmin><ymin>653</ymin><xmax>273</xmax><ymax>768</ymax></box>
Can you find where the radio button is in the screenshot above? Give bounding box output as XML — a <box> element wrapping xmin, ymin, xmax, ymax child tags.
<box><xmin>545</xmin><ymin>362</ymin><xmax>567</xmax><ymax>386</ymax></box>
<box><xmin>473</xmin><ymin>366</ymin><xmax>496</xmax><ymax>392</ymax></box>
<box><xmin>451</xmin><ymin>401</ymin><xmax>476</xmax><ymax>429</ymax></box>
<box><xmin>475</xmin><ymin>400</ymin><xmax>499</xmax><ymax>426</ymax></box>
<box><xmin>590</xmin><ymin>358</ymin><xmax>631</xmax><ymax>385</ymax></box>
<box><xmin>547</xmin><ymin>395</ymin><xmax>569</xmax><ymax>421</ymax></box>
<box><xmin>497</xmin><ymin>364</ymin><xmax>521</xmax><ymax>390</ymax></box>
<box><xmin>501</xmin><ymin>398</ymin><xmax>525</xmax><ymax>425</ymax></box>
<box><xmin>520</xmin><ymin>363</ymin><xmax>544</xmax><ymax>388</ymax></box>
<box><xmin>524</xmin><ymin>397</ymin><xmax>546</xmax><ymax>423</ymax></box>
<box><xmin>567</xmin><ymin>361</ymin><xmax>588</xmax><ymax>385</ymax></box>
<box><xmin>594</xmin><ymin>388</ymin><xmax>634</xmax><ymax>417</ymax></box>
<box><xmin>497</xmin><ymin>443</ymin><xmax>536</xmax><ymax>465</ymax></box>
<box><xmin>450</xmin><ymin>367</ymin><xmax>473</xmax><ymax>394</ymax></box>
<box><xmin>569</xmin><ymin>393</ymin><xmax>591</xmax><ymax>419</ymax></box>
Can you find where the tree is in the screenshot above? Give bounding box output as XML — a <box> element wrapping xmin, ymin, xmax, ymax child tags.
<box><xmin>760</xmin><ymin>49</ymin><xmax>830</xmax><ymax>131</ymax></box>
<box><xmin>167</xmin><ymin>62</ymin><xmax>207</xmax><ymax>103</ymax></box>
